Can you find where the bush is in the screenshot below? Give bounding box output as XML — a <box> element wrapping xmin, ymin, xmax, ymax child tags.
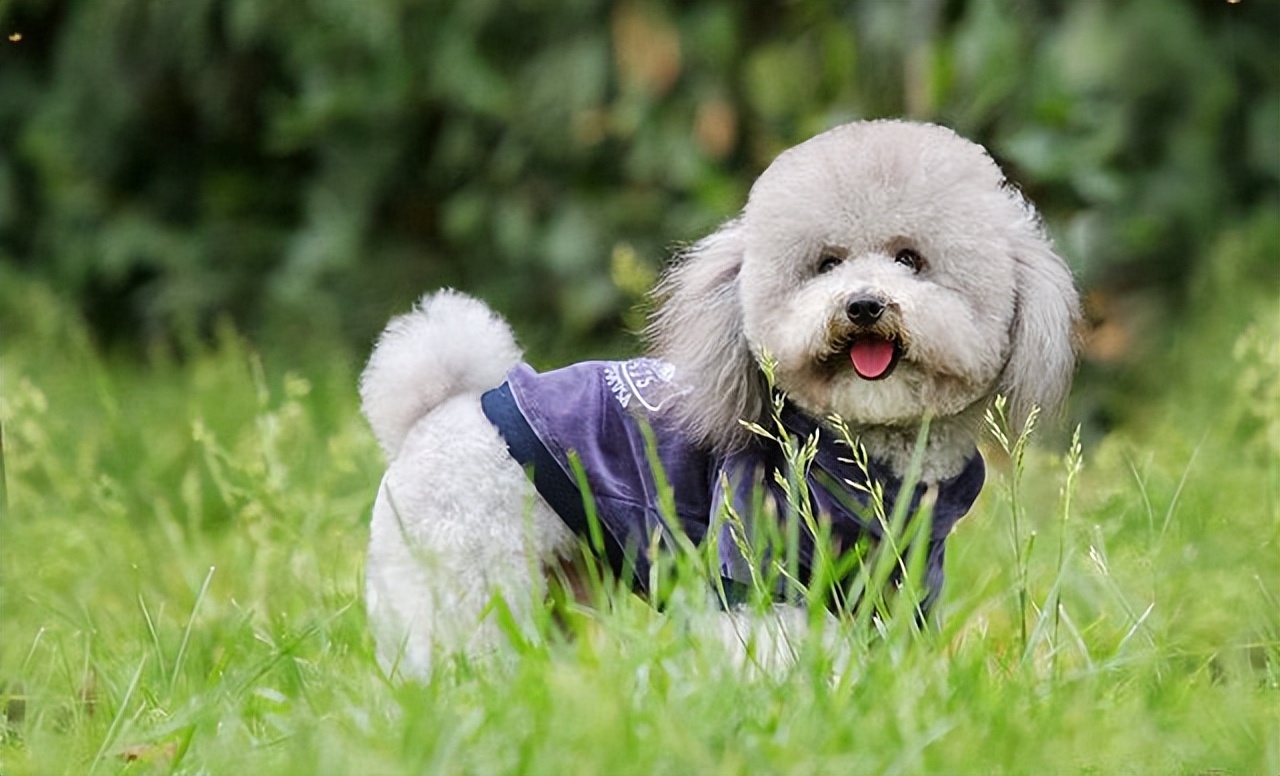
<box><xmin>1</xmin><ymin>0</ymin><xmax>1276</xmax><ymax>392</ymax></box>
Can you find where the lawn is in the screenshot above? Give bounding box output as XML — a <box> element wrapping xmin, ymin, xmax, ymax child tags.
<box><xmin>1</xmin><ymin>277</ymin><xmax>1276</xmax><ymax>775</ymax></box>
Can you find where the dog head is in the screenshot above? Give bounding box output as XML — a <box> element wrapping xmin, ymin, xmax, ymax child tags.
<box><xmin>648</xmin><ymin>120</ymin><xmax>1081</xmax><ymax>453</ymax></box>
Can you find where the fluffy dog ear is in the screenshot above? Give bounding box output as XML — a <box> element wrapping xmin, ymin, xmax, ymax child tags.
<box><xmin>1000</xmin><ymin>229</ymin><xmax>1083</xmax><ymax>429</ymax></box>
<box><xmin>646</xmin><ymin>218</ymin><xmax>763</xmax><ymax>451</ymax></box>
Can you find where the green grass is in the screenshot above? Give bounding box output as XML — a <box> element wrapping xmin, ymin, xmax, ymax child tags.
<box><xmin>1</xmin><ymin>277</ymin><xmax>1277</xmax><ymax>775</ymax></box>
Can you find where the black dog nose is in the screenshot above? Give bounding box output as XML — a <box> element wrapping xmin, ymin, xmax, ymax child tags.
<box><xmin>846</xmin><ymin>296</ymin><xmax>886</xmax><ymax>326</ymax></box>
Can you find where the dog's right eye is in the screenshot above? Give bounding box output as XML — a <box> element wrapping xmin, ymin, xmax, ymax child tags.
<box><xmin>817</xmin><ymin>255</ymin><xmax>843</xmax><ymax>274</ymax></box>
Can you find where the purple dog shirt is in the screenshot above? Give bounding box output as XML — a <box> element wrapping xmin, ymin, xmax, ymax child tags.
<box><xmin>483</xmin><ymin>358</ymin><xmax>984</xmax><ymax>610</ymax></box>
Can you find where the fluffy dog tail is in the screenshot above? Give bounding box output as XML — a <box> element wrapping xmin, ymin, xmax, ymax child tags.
<box><xmin>359</xmin><ymin>290</ymin><xmax>522</xmax><ymax>460</ymax></box>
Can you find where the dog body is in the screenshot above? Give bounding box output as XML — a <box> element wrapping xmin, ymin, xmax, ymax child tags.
<box><xmin>361</xmin><ymin>120</ymin><xmax>1080</xmax><ymax>679</ymax></box>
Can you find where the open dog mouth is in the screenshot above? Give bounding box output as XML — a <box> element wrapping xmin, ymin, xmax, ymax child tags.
<box><xmin>849</xmin><ymin>335</ymin><xmax>902</xmax><ymax>380</ymax></box>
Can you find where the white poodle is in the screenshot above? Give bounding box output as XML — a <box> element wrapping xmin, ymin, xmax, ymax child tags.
<box><xmin>360</xmin><ymin>120</ymin><xmax>1081</xmax><ymax>679</ymax></box>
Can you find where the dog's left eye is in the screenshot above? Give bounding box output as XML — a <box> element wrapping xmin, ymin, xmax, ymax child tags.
<box><xmin>895</xmin><ymin>248</ymin><xmax>924</xmax><ymax>272</ymax></box>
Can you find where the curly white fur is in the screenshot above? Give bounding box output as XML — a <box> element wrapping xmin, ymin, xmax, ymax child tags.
<box><xmin>361</xmin><ymin>120</ymin><xmax>1081</xmax><ymax>680</ymax></box>
<box><xmin>649</xmin><ymin>120</ymin><xmax>1080</xmax><ymax>479</ymax></box>
<box><xmin>359</xmin><ymin>290</ymin><xmax>523</xmax><ymax>460</ymax></box>
<box><xmin>360</xmin><ymin>291</ymin><xmax>576</xmax><ymax>676</ymax></box>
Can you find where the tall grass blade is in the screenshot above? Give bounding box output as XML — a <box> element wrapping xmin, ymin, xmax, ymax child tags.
<box><xmin>171</xmin><ymin>566</ymin><xmax>215</xmax><ymax>693</ymax></box>
<box><xmin>1159</xmin><ymin>436</ymin><xmax>1204</xmax><ymax>544</ymax></box>
<box><xmin>89</xmin><ymin>654</ymin><xmax>148</xmax><ymax>773</ymax></box>
<box><xmin>137</xmin><ymin>594</ymin><xmax>167</xmax><ymax>680</ymax></box>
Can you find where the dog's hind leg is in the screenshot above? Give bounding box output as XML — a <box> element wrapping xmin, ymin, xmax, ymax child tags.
<box><xmin>364</xmin><ymin>394</ymin><xmax>575</xmax><ymax>680</ymax></box>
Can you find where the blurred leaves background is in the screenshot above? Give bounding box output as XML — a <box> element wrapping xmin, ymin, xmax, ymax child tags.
<box><xmin>0</xmin><ymin>0</ymin><xmax>1277</xmax><ymax>430</ymax></box>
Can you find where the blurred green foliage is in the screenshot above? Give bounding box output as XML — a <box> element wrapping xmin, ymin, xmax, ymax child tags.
<box><xmin>0</xmin><ymin>0</ymin><xmax>1276</xmax><ymax>390</ymax></box>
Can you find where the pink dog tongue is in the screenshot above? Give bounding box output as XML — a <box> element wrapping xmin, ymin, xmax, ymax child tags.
<box><xmin>850</xmin><ymin>337</ymin><xmax>895</xmax><ymax>379</ymax></box>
